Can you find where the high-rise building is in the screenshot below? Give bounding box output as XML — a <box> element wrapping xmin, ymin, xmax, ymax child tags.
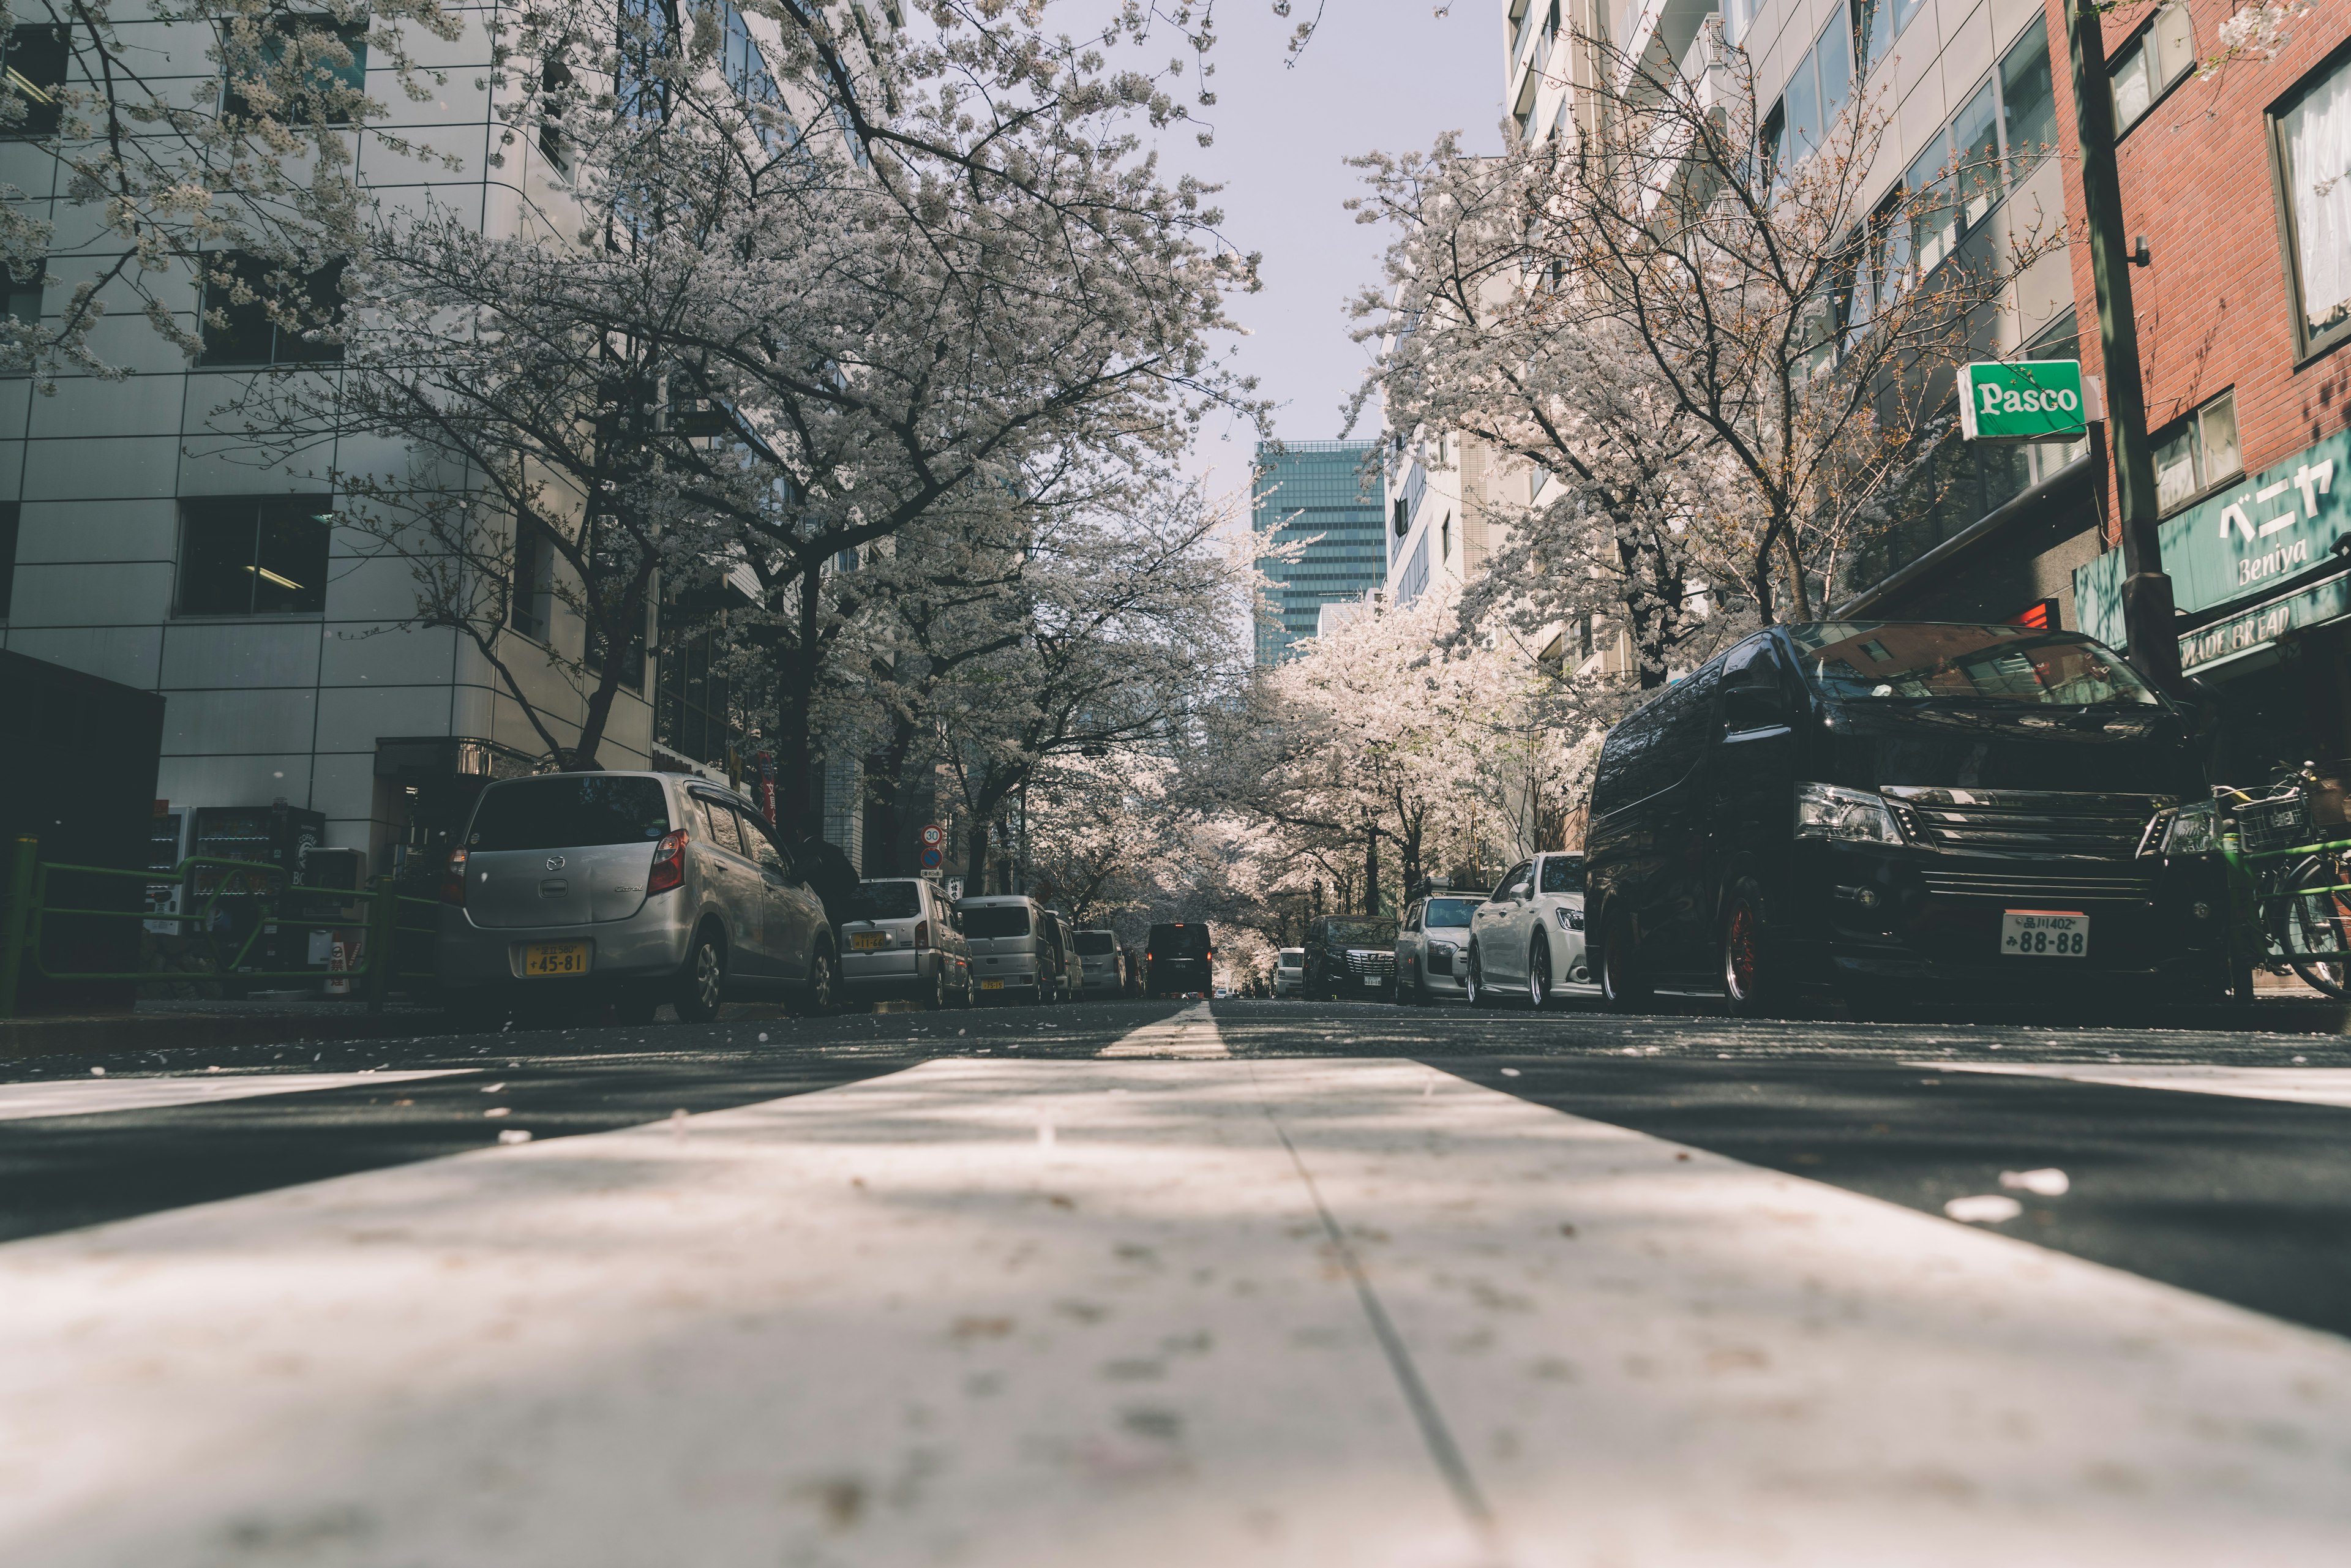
<box><xmin>1252</xmin><ymin>441</ymin><xmax>1387</xmax><ymax>664</ymax></box>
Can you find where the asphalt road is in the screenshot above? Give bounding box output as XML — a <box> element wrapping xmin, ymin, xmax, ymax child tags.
<box><xmin>5</xmin><ymin>993</ymin><xmax>2349</xmax><ymax>1565</ymax></box>
<box><xmin>4</xmin><ymin>993</ymin><xmax>2347</xmax><ymax>1333</ymax></box>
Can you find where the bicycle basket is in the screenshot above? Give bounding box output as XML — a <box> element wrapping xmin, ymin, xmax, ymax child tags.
<box><xmin>2235</xmin><ymin>792</ymin><xmax>2314</xmax><ymax>856</ymax></box>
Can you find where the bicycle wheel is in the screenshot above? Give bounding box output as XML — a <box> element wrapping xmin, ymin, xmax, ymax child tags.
<box><xmin>2272</xmin><ymin>853</ymin><xmax>2351</xmax><ymax>999</ymax></box>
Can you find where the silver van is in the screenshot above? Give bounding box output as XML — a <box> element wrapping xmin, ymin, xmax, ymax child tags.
<box><xmin>436</xmin><ymin>771</ymin><xmax>836</xmax><ymax>1024</ymax></box>
<box><xmin>958</xmin><ymin>895</ymin><xmax>1065</xmax><ymax>1004</ymax></box>
<box><xmin>1073</xmin><ymin>928</ymin><xmax>1127</xmax><ymax>994</ymax></box>
<box><xmin>838</xmin><ymin>877</ymin><xmax>972</xmax><ymax>1009</ymax></box>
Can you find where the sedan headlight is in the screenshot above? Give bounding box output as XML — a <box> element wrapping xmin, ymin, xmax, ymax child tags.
<box><xmin>1428</xmin><ymin>939</ymin><xmax>1459</xmax><ymax>954</ymax></box>
<box><xmin>1793</xmin><ymin>781</ymin><xmax>1905</xmax><ymax>846</ymax></box>
<box><xmin>2159</xmin><ymin>802</ymin><xmax>2219</xmax><ymax>857</ymax></box>
<box><xmin>1553</xmin><ymin>906</ymin><xmax>1586</xmax><ymax>931</ymax></box>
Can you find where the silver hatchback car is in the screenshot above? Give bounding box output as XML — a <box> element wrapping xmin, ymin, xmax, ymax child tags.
<box><xmin>436</xmin><ymin>771</ymin><xmax>836</xmax><ymax>1024</ymax></box>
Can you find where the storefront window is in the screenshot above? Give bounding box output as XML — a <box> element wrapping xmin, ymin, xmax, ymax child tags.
<box><xmin>2274</xmin><ymin>48</ymin><xmax>2351</xmax><ymax>359</ymax></box>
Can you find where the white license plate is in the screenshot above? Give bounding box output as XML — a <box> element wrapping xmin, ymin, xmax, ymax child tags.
<box><xmin>1364</xmin><ymin>975</ymin><xmax>1382</xmax><ymax>986</ymax></box>
<box><xmin>2002</xmin><ymin>910</ymin><xmax>2088</xmax><ymax>958</ymax></box>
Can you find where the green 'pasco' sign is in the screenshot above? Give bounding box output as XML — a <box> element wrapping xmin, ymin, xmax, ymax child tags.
<box><xmin>1958</xmin><ymin>360</ymin><xmax>2089</xmax><ymax>442</ymax></box>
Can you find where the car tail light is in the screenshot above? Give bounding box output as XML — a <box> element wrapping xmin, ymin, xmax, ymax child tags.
<box><xmin>913</xmin><ymin>920</ymin><xmax>930</xmax><ymax>950</ymax></box>
<box><xmin>440</xmin><ymin>848</ymin><xmax>468</xmax><ymax>906</ymax></box>
<box><xmin>647</xmin><ymin>827</ymin><xmax>689</xmax><ymax>894</ymax></box>
<box><xmin>1145</xmin><ymin>951</ymin><xmax>1153</xmax><ymax>961</ymax></box>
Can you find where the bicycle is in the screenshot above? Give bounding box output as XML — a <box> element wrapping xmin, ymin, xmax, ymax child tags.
<box><xmin>2213</xmin><ymin>762</ymin><xmax>2351</xmax><ymax>1000</ymax></box>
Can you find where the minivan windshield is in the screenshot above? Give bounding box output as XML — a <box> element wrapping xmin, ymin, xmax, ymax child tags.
<box><xmin>1321</xmin><ymin>918</ymin><xmax>1398</xmax><ymax>945</ymax></box>
<box><xmin>959</xmin><ymin>904</ymin><xmax>1030</xmax><ymax>939</ymax></box>
<box><xmin>1148</xmin><ymin>924</ymin><xmax>1212</xmax><ymax>956</ymax></box>
<box><xmin>467</xmin><ymin>776</ymin><xmax>670</xmax><ymax>851</ymax></box>
<box><xmin>848</xmin><ymin>882</ymin><xmax>923</xmax><ymax>921</ymax></box>
<box><xmin>1791</xmin><ymin>623</ymin><xmax>2159</xmax><ymax>707</ymax></box>
<box><xmin>1425</xmin><ymin>899</ymin><xmax>1480</xmax><ymax>927</ymax></box>
<box><xmin>1074</xmin><ymin>931</ymin><xmax>1117</xmax><ymax>955</ymax></box>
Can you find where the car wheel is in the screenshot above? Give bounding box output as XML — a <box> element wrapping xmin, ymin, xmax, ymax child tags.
<box><xmin>794</xmin><ymin>945</ymin><xmax>838</xmax><ymax>1018</ymax></box>
<box><xmin>1720</xmin><ymin>877</ymin><xmax>1791</xmax><ymax>1019</ymax></box>
<box><xmin>673</xmin><ymin>929</ymin><xmax>727</xmax><ymax>1024</ymax></box>
<box><xmin>1600</xmin><ymin>907</ymin><xmax>1652</xmax><ymax>1013</ymax></box>
<box><xmin>1528</xmin><ymin>937</ymin><xmax>1551</xmax><ymax>1010</ymax></box>
<box><xmin>612</xmin><ymin>992</ymin><xmax>660</xmax><ymax>1027</ymax></box>
<box><xmin>1466</xmin><ymin>943</ymin><xmax>1496</xmax><ymax>1009</ymax></box>
<box><xmin>923</xmin><ymin>964</ymin><xmax>947</xmax><ymax>1011</ymax></box>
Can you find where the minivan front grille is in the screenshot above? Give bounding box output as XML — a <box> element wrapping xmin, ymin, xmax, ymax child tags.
<box><xmin>1918</xmin><ymin>865</ymin><xmax>2158</xmax><ymax>903</ymax></box>
<box><xmin>1346</xmin><ymin>950</ymin><xmax>1397</xmax><ymax>977</ymax></box>
<box><xmin>1881</xmin><ymin>787</ymin><xmax>2169</xmax><ymax>860</ymax></box>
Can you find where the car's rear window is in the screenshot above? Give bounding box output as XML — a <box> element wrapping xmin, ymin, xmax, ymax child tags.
<box><xmin>849</xmin><ymin>882</ymin><xmax>923</xmax><ymax>921</ymax></box>
<box><xmin>467</xmin><ymin>776</ymin><xmax>670</xmax><ymax>852</ymax></box>
<box><xmin>1148</xmin><ymin>924</ymin><xmax>1212</xmax><ymax>955</ymax></box>
<box><xmin>1074</xmin><ymin>931</ymin><xmax>1117</xmax><ymax>955</ymax></box>
<box><xmin>1425</xmin><ymin>898</ymin><xmax>1480</xmax><ymax>926</ymax></box>
<box><xmin>960</xmin><ymin>904</ymin><xmax>1030</xmax><ymax>939</ymax></box>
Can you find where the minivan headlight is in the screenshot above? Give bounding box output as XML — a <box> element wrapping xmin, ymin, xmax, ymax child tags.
<box><xmin>2160</xmin><ymin>802</ymin><xmax>2219</xmax><ymax>857</ymax></box>
<box><xmin>1793</xmin><ymin>782</ymin><xmax>1905</xmax><ymax>846</ymax></box>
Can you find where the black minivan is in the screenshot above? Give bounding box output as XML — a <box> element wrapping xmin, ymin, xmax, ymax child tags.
<box><xmin>1144</xmin><ymin>922</ymin><xmax>1215</xmax><ymax>997</ymax></box>
<box><xmin>1584</xmin><ymin>621</ymin><xmax>2229</xmax><ymax>1015</ymax></box>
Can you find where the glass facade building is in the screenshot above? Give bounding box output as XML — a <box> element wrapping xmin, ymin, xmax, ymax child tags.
<box><xmin>1251</xmin><ymin>440</ymin><xmax>1385</xmax><ymax>664</ymax></box>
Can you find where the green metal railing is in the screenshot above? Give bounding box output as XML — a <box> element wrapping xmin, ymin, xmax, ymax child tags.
<box><xmin>0</xmin><ymin>836</ymin><xmax>441</xmax><ymax>1019</ymax></box>
<box><xmin>2214</xmin><ymin>812</ymin><xmax>2351</xmax><ymax>992</ymax></box>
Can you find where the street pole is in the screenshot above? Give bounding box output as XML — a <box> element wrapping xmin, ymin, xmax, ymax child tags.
<box><xmin>2064</xmin><ymin>0</ymin><xmax>2181</xmax><ymax>690</ymax></box>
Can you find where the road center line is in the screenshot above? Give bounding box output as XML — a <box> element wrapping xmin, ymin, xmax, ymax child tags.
<box><xmin>0</xmin><ymin>1070</ymin><xmax>477</xmax><ymax>1123</ymax></box>
<box><xmin>1097</xmin><ymin>1001</ymin><xmax>1229</xmax><ymax>1057</ymax></box>
<box><xmin>1923</xmin><ymin>1062</ymin><xmax>2351</xmax><ymax>1108</ymax></box>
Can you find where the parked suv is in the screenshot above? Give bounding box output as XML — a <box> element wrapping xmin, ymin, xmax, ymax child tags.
<box><xmin>1392</xmin><ymin>893</ymin><xmax>1485</xmax><ymax>1004</ymax></box>
<box><xmin>1073</xmin><ymin>928</ymin><xmax>1128</xmax><ymax>995</ymax></box>
<box><xmin>1143</xmin><ymin>922</ymin><xmax>1214</xmax><ymax>997</ymax></box>
<box><xmin>838</xmin><ymin>877</ymin><xmax>971</xmax><ymax>1009</ymax></box>
<box><xmin>1465</xmin><ymin>854</ymin><xmax>1592</xmax><ymax>1008</ymax></box>
<box><xmin>958</xmin><ymin>895</ymin><xmax>1063</xmax><ymax>1003</ymax></box>
<box><xmin>1586</xmin><ymin>621</ymin><xmax>2225</xmax><ymax>1016</ymax></box>
<box><xmin>1302</xmin><ymin>915</ymin><xmax>1399</xmax><ymax>1000</ymax></box>
<box><xmin>437</xmin><ymin>772</ymin><xmax>836</xmax><ymax>1024</ymax></box>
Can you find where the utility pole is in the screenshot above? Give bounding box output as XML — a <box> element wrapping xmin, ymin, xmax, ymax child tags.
<box><xmin>2064</xmin><ymin>0</ymin><xmax>2181</xmax><ymax>689</ymax></box>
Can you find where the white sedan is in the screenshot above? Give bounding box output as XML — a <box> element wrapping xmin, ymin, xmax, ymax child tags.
<box><xmin>1465</xmin><ymin>852</ymin><xmax>1594</xmax><ymax>1008</ymax></box>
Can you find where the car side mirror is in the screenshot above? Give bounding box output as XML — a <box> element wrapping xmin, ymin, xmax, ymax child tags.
<box><xmin>1723</xmin><ymin>685</ymin><xmax>1790</xmax><ymax>730</ymax></box>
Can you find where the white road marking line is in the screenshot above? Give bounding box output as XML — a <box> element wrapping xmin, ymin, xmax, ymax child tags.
<box><xmin>0</xmin><ymin>1069</ymin><xmax>476</xmax><ymax>1123</ymax></box>
<box><xmin>1</xmin><ymin>1059</ymin><xmax>2347</xmax><ymax>1567</ymax></box>
<box><xmin>1925</xmin><ymin>1061</ymin><xmax>2351</xmax><ymax>1109</ymax></box>
<box><xmin>1097</xmin><ymin>1000</ymin><xmax>1228</xmax><ymax>1058</ymax></box>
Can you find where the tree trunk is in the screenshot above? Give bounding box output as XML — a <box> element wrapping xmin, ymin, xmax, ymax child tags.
<box><xmin>1362</xmin><ymin>823</ymin><xmax>1381</xmax><ymax>916</ymax></box>
<box><xmin>564</xmin><ymin>559</ymin><xmax>656</xmax><ymax>771</ymax></box>
<box><xmin>774</xmin><ymin>563</ymin><xmax>825</xmax><ymax>833</ymax></box>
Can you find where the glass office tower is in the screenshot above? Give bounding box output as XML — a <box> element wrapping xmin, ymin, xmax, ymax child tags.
<box><xmin>1251</xmin><ymin>440</ymin><xmax>1385</xmax><ymax>665</ymax></box>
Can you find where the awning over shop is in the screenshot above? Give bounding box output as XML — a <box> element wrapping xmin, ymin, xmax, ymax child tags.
<box><xmin>2077</xmin><ymin>427</ymin><xmax>2347</xmax><ymax>677</ymax></box>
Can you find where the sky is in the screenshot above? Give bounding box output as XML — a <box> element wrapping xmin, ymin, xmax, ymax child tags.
<box><xmin>1100</xmin><ymin>1</ymin><xmax>1504</xmax><ymax>500</ymax></box>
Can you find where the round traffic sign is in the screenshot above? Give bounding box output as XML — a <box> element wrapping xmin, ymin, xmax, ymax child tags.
<box><xmin>919</xmin><ymin>846</ymin><xmax>944</xmax><ymax>869</ymax></box>
<box><xmin>920</xmin><ymin>823</ymin><xmax>945</xmax><ymax>847</ymax></box>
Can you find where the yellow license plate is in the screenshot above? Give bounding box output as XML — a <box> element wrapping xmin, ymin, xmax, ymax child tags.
<box><xmin>523</xmin><ymin>942</ymin><xmax>590</xmax><ymax>977</ymax></box>
<box><xmin>852</xmin><ymin>932</ymin><xmax>888</xmax><ymax>950</ymax></box>
<box><xmin>981</xmin><ymin>978</ymin><xmax>1005</xmax><ymax>990</ymax></box>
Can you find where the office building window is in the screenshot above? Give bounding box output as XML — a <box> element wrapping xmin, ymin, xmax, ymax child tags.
<box><xmin>0</xmin><ymin>501</ymin><xmax>18</xmax><ymax>619</ymax></box>
<box><xmin>224</xmin><ymin>15</ymin><xmax>369</xmax><ymax>125</ymax></box>
<box><xmin>2110</xmin><ymin>3</ymin><xmax>2194</xmax><ymax>137</ymax></box>
<box><xmin>177</xmin><ymin>497</ymin><xmax>333</xmax><ymax>616</ymax></box>
<box><xmin>1763</xmin><ymin>14</ymin><xmax>1855</xmax><ymax>174</ymax></box>
<box><xmin>1851</xmin><ymin>0</ymin><xmax>1891</xmax><ymax>78</ymax></box>
<box><xmin>509</xmin><ymin>521</ymin><xmax>555</xmax><ymax>640</ymax></box>
<box><xmin>198</xmin><ymin>252</ymin><xmax>347</xmax><ymax>367</ymax></box>
<box><xmin>2274</xmin><ymin>47</ymin><xmax>2351</xmax><ymax>359</ymax></box>
<box><xmin>1</xmin><ymin>24</ymin><xmax>67</xmax><ymax>139</ymax></box>
<box><xmin>2151</xmin><ymin>391</ymin><xmax>2243</xmax><ymax>514</ymax></box>
<box><xmin>4</xmin><ymin>255</ymin><xmax>39</xmax><ymax>323</ymax></box>
<box><xmin>2000</xmin><ymin>21</ymin><xmax>2057</xmax><ymax>181</ymax></box>
<box><xmin>1897</xmin><ymin>19</ymin><xmax>2055</xmax><ymax>277</ymax></box>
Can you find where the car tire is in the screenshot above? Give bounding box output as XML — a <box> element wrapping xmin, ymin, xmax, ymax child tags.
<box><xmin>793</xmin><ymin>944</ymin><xmax>838</xmax><ymax>1018</ymax></box>
<box><xmin>1600</xmin><ymin>907</ymin><xmax>1652</xmax><ymax>1013</ymax></box>
<box><xmin>1466</xmin><ymin>943</ymin><xmax>1497</xmax><ymax>1009</ymax></box>
<box><xmin>673</xmin><ymin>929</ymin><xmax>727</xmax><ymax>1024</ymax></box>
<box><xmin>1719</xmin><ymin>877</ymin><xmax>1790</xmax><ymax>1019</ymax></box>
<box><xmin>922</xmin><ymin>964</ymin><xmax>947</xmax><ymax>1011</ymax></box>
<box><xmin>1528</xmin><ymin>937</ymin><xmax>1551</xmax><ymax>1010</ymax></box>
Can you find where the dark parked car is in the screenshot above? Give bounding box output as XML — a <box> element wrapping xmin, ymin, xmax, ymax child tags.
<box><xmin>1302</xmin><ymin>915</ymin><xmax>1400</xmax><ymax>1000</ymax></box>
<box><xmin>1143</xmin><ymin>922</ymin><xmax>1215</xmax><ymax>997</ymax></box>
<box><xmin>1584</xmin><ymin>621</ymin><xmax>2227</xmax><ymax>1016</ymax></box>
